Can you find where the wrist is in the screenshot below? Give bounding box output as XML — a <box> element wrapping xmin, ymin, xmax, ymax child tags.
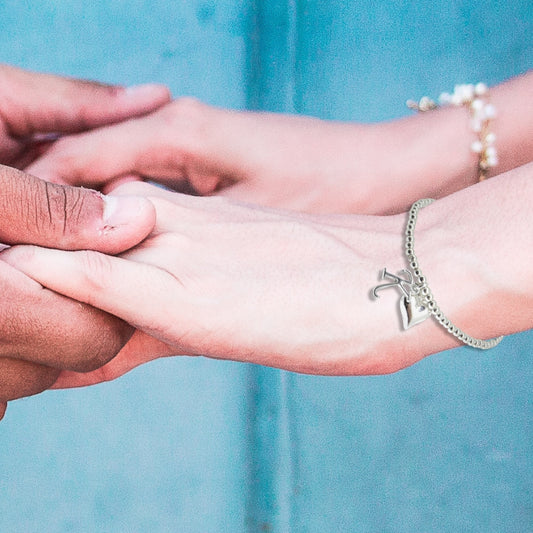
<box><xmin>371</xmin><ymin>72</ymin><xmax>533</xmax><ymax>216</ymax></box>
<box><xmin>321</xmin><ymin>212</ymin><xmax>455</xmax><ymax>374</ymax></box>
<box><xmin>340</xmin><ymin>166</ymin><xmax>533</xmax><ymax>373</ymax></box>
<box><xmin>364</xmin><ymin>108</ymin><xmax>478</xmax><ymax>215</ymax></box>
<box><xmin>489</xmin><ymin>72</ymin><xmax>533</xmax><ymax>174</ymax></box>
<box><xmin>413</xmin><ymin>172</ymin><xmax>533</xmax><ymax>341</ymax></box>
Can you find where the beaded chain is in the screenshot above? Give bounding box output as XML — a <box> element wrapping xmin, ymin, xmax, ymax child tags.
<box><xmin>373</xmin><ymin>199</ymin><xmax>504</xmax><ymax>350</ymax></box>
<box><xmin>405</xmin><ymin>199</ymin><xmax>503</xmax><ymax>349</ymax></box>
<box><xmin>407</xmin><ymin>83</ymin><xmax>498</xmax><ymax>182</ymax></box>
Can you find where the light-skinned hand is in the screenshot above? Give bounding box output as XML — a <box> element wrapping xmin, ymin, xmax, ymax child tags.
<box><xmin>27</xmin><ymin>73</ymin><xmax>533</xmax><ymax>216</ymax></box>
<box><xmin>23</xmin><ymin>99</ymin><xmax>424</xmax><ymax>214</ymax></box>
<box><xmin>6</xmin><ymin>164</ymin><xmax>533</xmax><ymax>389</ymax></box>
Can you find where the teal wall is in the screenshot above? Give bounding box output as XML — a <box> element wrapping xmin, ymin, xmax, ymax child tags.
<box><xmin>1</xmin><ymin>2</ymin><xmax>532</xmax><ymax>532</ymax></box>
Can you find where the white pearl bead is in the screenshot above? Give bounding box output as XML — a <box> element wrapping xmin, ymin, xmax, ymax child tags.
<box><xmin>485</xmin><ymin>146</ymin><xmax>497</xmax><ymax>157</ymax></box>
<box><xmin>471</xmin><ymin>98</ymin><xmax>483</xmax><ymax>111</ymax></box>
<box><xmin>439</xmin><ymin>92</ymin><xmax>451</xmax><ymax>104</ymax></box>
<box><xmin>471</xmin><ymin>119</ymin><xmax>482</xmax><ymax>133</ymax></box>
<box><xmin>452</xmin><ymin>92</ymin><xmax>463</xmax><ymax>106</ymax></box>
<box><xmin>419</xmin><ymin>96</ymin><xmax>431</xmax><ymax>110</ymax></box>
<box><xmin>463</xmin><ymin>84</ymin><xmax>475</xmax><ymax>100</ymax></box>
<box><xmin>484</xmin><ymin>104</ymin><xmax>496</xmax><ymax>118</ymax></box>
<box><xmin>475</xmin><ymin>82</ymin><xmax>488</xmax><ymax>96</ymax></box>
<box><xmin>485</xmin><ymin>132</ymin><xmax>496</xmax><ymax>144</ymax></box>
<box><xmin>487</xmin><ymin>155</ymin><xmax>499</xmax><ymax>167</ymax></box>
<box><xmin>471</xmin><ymin>140</ymin><xmax>483</xmax><ymax>153</ymax></box>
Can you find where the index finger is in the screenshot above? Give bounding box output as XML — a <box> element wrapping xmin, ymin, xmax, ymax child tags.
<box><xmin>0</xmin><ymin>63</ymin><xmax>170</xmax><ymax>137</ymax></box>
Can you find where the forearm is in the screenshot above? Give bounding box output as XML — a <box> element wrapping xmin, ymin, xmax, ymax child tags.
<box><xmin>349</xmin><ymin>161</ymin><xmax>533</xmax><ymax>373</ymax></box>
<box><xmin>340</xmin><ymin>71</ymin><xmax>533</xmax><ymax>214</ymax></box>
<box><xmin>413</xmin><ymin>161</ymin><xmax>533</xmax><ymax>340</ymax></box>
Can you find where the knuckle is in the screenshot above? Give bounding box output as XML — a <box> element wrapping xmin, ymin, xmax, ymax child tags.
<box><xmin>168</xmin><ymin>96</ymin><xmax>203</xmax><ymax>116</ymax></box>
<box><xmin>77</xmin><ymin>250</ymin><xmax>115</xmax><ymax>301</ymax></box>
<box><xmin>165</xmin><ymin>97</ymin><xmax>206</xmax><ymax>140</ymax></box>
<box><xmin>37</xmin><ymin>181</ymin><xmax>81</xmax><ymax>236</ymax></box>
<box><xmin>28</xmin><ymin>179</ymin><xmax>102</xmax><ymax>248</ymax></box>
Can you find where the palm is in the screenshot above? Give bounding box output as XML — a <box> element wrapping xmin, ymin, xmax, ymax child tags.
<box><xmin>52</xmin><ymin>330</ymin><xmax>177</xmax><ymax>389</ymax></box>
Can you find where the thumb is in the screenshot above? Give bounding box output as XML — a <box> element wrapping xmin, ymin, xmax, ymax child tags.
<box><xmin>0</xmin><ymin>63</ymin><xmax>170</xmax><ymax>137</ymax></box>
<box><xmin>0</xmin><ymin>165</ymin><xmax>155</xmax><ymax>254</ymax></box>
<box><xmin>0</xmin><ymin>402</ymin><xmax>6</xmax><ymax>421</ymax></box>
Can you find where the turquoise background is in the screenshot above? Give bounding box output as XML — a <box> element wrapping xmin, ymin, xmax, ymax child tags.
<box><xmin>1</xmin><ymin>1</ymin><xmax>532</xmax><ymax>531</ymax></box>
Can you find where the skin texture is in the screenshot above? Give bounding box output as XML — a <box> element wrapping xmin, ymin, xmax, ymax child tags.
<box><xmin>0</xmin><ymin>63</ymin><xmax>170</xmax><ymax>168</ymax></box>
<box><xmin>0</xmin><ymin>166</ymin><xmax>156</xmax><ymax>412</ymax></box>
<box><xmin>4</xmin><ymin>165</ymin><xmax>532</xmax><ymax>388</ymax></box>
<box><xmin>27</xmin><ymin>71</ymin><xmax>533</xmax><ymax>215</ymax></box>
<box><xmin>0</xmin><ymin>64</ymin><xmax>167</xmax><ymax>418</ymax></box>
<box><xmin>3</xmin><ymin>69</ymin><xmax>532</xmax><ymax>410</ymax></box>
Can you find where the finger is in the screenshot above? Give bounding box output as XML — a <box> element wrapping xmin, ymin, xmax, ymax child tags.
<box><xmin>26</xmin><ymin>99</ymin><xmax>240</xmax><ymax>192</ymax></box>
<box><xmin>0</xmin><ymin>260</ymin><xmax>134</xmax><ymax>372</ymax></box>
<box><xmin>26</xmin><ymin>109</ymin><xmax>185</xmax><ymax>187</ymax></box>
<box><xmin>52</xmin><ymin>330</ymin><xmax>178</xmax><ymax>389</ymax></box>
<box><xmin>0</xmin><ymin>402</ymin><xmax>6</xmax><ymax>420</ymax></box>
<box><xmin>0</xmin><ymin>357</ymin><xmax>60</xmax><ymax>402</ymax></box>
<box><xmin>0</xmin><ymin>63</ymin><xmax>170</xmax><ymax>137</ymax></box>
<box><xmin>109</xmin><ymin>182</ymin><xmax>224</xmax><ymax>234</ymax></box>
<box><xmin>2</xmin><ymin>245</ymin><xmax>189</xmax><ymax>348</ymax></box>
<box><xmin>101</xmin><ymin>174</ymin><xmax>143</xmax><ymax>195</ymax></box>
<box><xmin>7</xmin><ymin>136</ymin><xmax>56</xmax><ymax>169</ymax></box>
<box><xmin>0</xmin><ymin>165</ymin><xmax>155</xmax><ymax>254</ymax></box>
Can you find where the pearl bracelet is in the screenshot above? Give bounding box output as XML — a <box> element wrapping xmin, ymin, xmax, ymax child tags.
<box><xmin>372</xmin><ymin>198</ymin><xmax>504</xmax><ymax>350</ymax></box>
<box><xmin>407</xmin><ymin>83</ymin><xmax>498</xmax><ymax>182</ymax></box>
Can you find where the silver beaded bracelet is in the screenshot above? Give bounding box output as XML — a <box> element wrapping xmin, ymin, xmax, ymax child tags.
<box><xmin>372</xmin><ymin>198</ymin><xmax>503</xmax><ymax>350</ymax></box>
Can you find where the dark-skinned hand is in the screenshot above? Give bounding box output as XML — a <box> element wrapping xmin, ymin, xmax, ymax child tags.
<box><xmin>0</xmin><ymin>64</ymin><xmax>167</xmax><ymax>419</ymax></box>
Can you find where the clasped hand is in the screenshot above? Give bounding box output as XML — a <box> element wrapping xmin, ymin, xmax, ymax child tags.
<box><xmin>0</xmin><ymin>82</ymin><xmax>423</xmax><ymax>411</ymax></box>
<box><xmin>0</xmin><ymin>78</ymin><xmax>399</xmax><ymax>415</ymax></box>
<box><xmin>3</xmin><ymin>65</ymin><xmax>530</xmax><ymax>419</ymax></box>
<box><xmin>0</xmin><ymin>64</ymin><xmax>169</xmax><ymax>418</ymax></box>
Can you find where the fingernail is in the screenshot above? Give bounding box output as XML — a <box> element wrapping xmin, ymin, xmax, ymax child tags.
<box><xmin>102</xmin><ymin>195</ymin><xmax>146</xmax><ymax>229</ymax></box>
<box><xmin>123</xmin><ymin>83</ymin><xmax>169</xmax><ymax>99</ymax></box>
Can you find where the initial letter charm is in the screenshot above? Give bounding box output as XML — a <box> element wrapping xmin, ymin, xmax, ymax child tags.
<box><xmin>372</xmin><ymin>268</ymin><xmax>430</xmax><ymax>330</ymax></box>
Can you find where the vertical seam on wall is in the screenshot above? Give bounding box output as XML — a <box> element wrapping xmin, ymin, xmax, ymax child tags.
<box><xmin>285</xmin><ymin>3</ymin><xmax>299</xmax><ymax>528</ymax></box>
<box><xmin>244</xmin><ymin>2</ymin><xmax>300</xmax><ymax>530</ymax></box>
<box><xmin>245</xmin><ymin>0</ymin><xmax>260</xmax><ymax>110</ymax></box>
<box><xmin>282</xmin><ymin>3</ymin><xmax>300</xmax><ymax>527</ymax></box>
<box><xmin>245</xmin><ymin>0</ymin><xmax>299</xmax><ymax>113</ymax></box>
<box><xmin>287</xmin><ymin>0</ymin><xmax>298</xmax><ymax>113</ymax></box>
<box><xmin>290</xmin><ymin>0</ymin><xmax>300</xmax><ymax>115</ymax></box>
<box><xmin>284</xmin><ymin>2</ymin><xmax>299</xmax><ymax>530</ymax></box>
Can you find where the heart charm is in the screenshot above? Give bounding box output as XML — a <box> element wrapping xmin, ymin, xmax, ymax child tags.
<box><xmin>399</xmin><ymin>293</ymin><xmax>431</xmax><ymax>330</ymax></box>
